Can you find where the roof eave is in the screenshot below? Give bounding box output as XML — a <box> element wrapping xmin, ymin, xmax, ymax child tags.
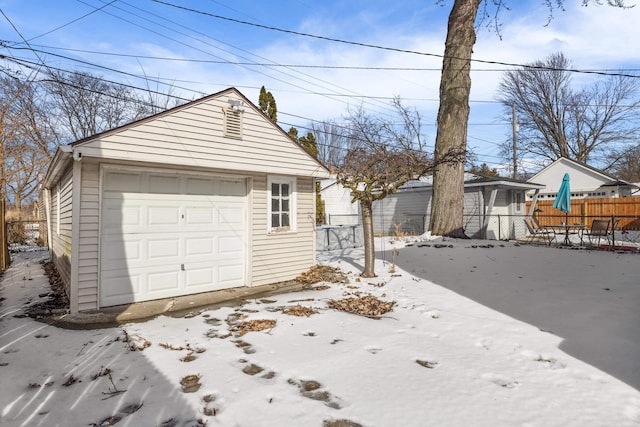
<box><xmin>44</xmin><ymin>145</ymin><xmax>73</xmax><ymax>188</ymax></box>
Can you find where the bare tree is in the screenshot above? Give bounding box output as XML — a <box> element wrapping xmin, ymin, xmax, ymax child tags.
<box><xmin>607</xmin><ymin>144</ymin><xmax>640</xmax><ymax>182</ymax></box>
<box><xmin>0</xmin><ymin>75</ymin><xmax>56</xmax><ymax>209</ymax></box>
<box><xmin>4</xmin><ymin>143</ymin><xmax>49</xmax><ymax>210</ymax></box>
<box><xmin>430</xmin><ymin>0</ymin><xmax>481</xmax><ymax>238</ymax></box>
<box><xmin>337</xmin><ymin>99</ymin><xmax>463</xmax><ymax>277</ymax></box>
<box><xmin>310</xmin><ymin>120</ymin><xmax>348</xmax><ymax>170</ymax></box>
<box><xmin>430</xmin><ymin>0</ymin><xmax>632</xmax><ymax>237</ymax></box>
<box><xmin>45</xmin><ymin>70</ymin><xmax>148</xmax><ymax>142</ymax></box>
<box><xmin>497</xmin><ymin>52</ymin><xmax>640</xmax><ymax>169</ymax></box>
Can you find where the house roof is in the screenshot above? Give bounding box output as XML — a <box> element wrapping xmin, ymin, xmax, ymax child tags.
<box><xmin>526</xmin><ymin>157</ymin><xmax>637</xmax><ymax>193</ymax></box>
<box><xmin>320</xmin><ymin>173</ymin><xmax>544</xmax><ymax>194</ymax></box>
<box><xmin>44</xmin><ymin>87</ymin><xmax>330</xmax><ymax>186</ymax></box>
<box><xmin>529</xmin><ymin>157</ymin><xmax>630</xmax><ymax>185</ymax></box>
<box><xmin>398</xmin><ymin>173</ymin><xmax>545</xmax><ymax>191</ymax></box>
<box><xmin>601</xmin><ymin>179</ymin><xmax>639</xmax><ymax>189</ymax></box>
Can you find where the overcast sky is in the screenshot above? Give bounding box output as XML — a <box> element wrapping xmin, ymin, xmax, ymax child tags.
<box><xmin>1</xmin><ymin>0</ymin><xmax>639</xmax><ymax>173</ymax></box>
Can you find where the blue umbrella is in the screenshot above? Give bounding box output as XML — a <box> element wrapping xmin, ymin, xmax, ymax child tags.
<box><xmin>552</xmin><ymin>173</ymin><xmax>571</xmax><ymax>229</ymax></box>
<box><xmin>552</xmin><ymin>173</ymin><xmax>571</xmax><ymax>214</ymax></box>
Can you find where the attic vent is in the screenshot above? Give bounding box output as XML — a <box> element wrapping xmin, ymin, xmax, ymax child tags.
<box><xmin>224</xmin><ymin>107</ymin><xmax>243</xmax><ymax>139</ymax></box>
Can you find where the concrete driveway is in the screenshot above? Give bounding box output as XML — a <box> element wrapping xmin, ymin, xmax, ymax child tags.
<box><xmin>385</xmin><ymin>240</ymin><xmax>640</xmax><ymax>391</ymax></box>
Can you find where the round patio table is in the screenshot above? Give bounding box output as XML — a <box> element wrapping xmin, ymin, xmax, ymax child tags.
<box><xmin>550</xmin><ymin>223</ymin><xmax>585</xmax><ymax>245</ymax></box>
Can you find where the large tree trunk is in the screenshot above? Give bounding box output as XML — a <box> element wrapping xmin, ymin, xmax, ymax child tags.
<box><xmin>360</xmin><ymin>199</ymin><xmax>376</xmax><ymax>278</ymax></box>
<box><xmin>430</xmin><ymin>0</ymin><xmax>480</xmax><ymax>238</ymax></box>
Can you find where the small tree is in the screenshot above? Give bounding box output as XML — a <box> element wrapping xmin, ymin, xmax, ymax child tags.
<box><xmin>469</xmin><ymin>163</ymin><xmax>499</xmax><ymax>177</ymax></box>
<box><xmin>289</xmin><ymin>126</ymin><xmax>325</xmax><ymax>224</ymax></box>
<box><xmin>337</xmin><ymin>99</ymin><xmax>463</xmax><ymax>277</ymax></box>
<box><xmin>258</xmin><ymin>86</ymin><xmax>277</xmax><ymax>122</ymax></box>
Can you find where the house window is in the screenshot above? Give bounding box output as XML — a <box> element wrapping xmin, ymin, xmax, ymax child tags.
<box><xmin>514</xmin><ymin>192</ymin><xmax>523</xmax><ymax>213</ymax></box>
<box><xmin>268</xmin><ymin>176</ymin><xmax>296</xmax><ymax>232</ymax></box>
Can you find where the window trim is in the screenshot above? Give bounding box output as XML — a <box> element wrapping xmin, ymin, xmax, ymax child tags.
<box><xmin>514</xmin><ymin>191</ymin><xmax>523</xmax><ymax>213</ymax></box>
<box><xmin>267</xmin><ymin>175</ymin><xmax>296</xmax><ymax>233</ymax></box>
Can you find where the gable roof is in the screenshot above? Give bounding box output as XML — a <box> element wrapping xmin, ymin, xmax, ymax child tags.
<box><xmin>398</xmin><ymin>172</ymin><xmax>544</xmax><ymax>191</ymax></box>
<box><xmin>319</xmin><ymin>173</ymin><xmax>544</xmax><ymax>195</ymax></box>
<box><xmin>45</xmin><ymin>87</ymin><xmax>330</xmax><ymax>186</ymax></box>
<box><xmin>527</xmin><ymin>157</ymin><xmax>636</xmax><ymax>192</ymax></box>
<box><xmin>528</xmin><ymin>157</ymin><xmax>615</xmax><ymax>183</ymax></box>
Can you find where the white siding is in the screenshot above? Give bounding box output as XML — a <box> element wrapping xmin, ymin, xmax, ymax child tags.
<box><xmin>320</xmin><ymin>181</ymin><xmax>359</xmax><ymax>226</ymax></box>
<box><xmin>372</xmin><ymin>188</ymin><xmax>429</xmax><ymax>236</ymax></box>
<box><xmin>62</xmin><ymin>162</ymin><xmax>316</xmax><ymax>311</ymax></box>
<box><xmin>463</xmin><ymin>189</ymin><xmax>485</xmax><ymax>238</ymax></box>
<box><xmin>251</xmin><ymin>175</ymin><xmax>316</xmax><ymax>286</ymax></box>
<box><xmin>527</xmin><ymin>158</ymin><xmax>619</xmax><ymax>200</ymax></box>
<box><xmin>51</xmin><ymin>166</ymin><xmax>73</xmax><ymax>295</ymax></box>
<box><xmin>78</xmin><ymin>161</ymin><xmax>100</xmax><ymax>311</ymax></box>
<box><xmin>76</xmin><ymin>94</ymin><xmax>329</xmax><ymax>179</ymax></box>
<box><xmin>46</xmin><ymin>89</ymin><xmax>328</xmax><ymax>312</ymax></box>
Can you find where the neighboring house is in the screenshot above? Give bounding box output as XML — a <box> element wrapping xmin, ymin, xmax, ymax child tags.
<box><xmin>319</xmin><ymin>178</ymin><xmax>360</xmax><ymax>225</ymax></box>
<box><xmin>322</xmin><ymin>173</ymin><xmax>544</xmax><ymax>240</ymax></box>
<box><xmin>526</xmin><ymin>157</ymin><xmax>638</xmax><ymax>203</ymax></box>
<box><xmin>43</xmin><ymin>87</ymin><xmax>330</xmax><ymax>314</ymax></box>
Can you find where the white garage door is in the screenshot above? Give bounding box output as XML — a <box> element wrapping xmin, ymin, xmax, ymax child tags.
<box><xmin>100</xmin><ymin>170</ymin><xmax>247</xmax><ymax>307</ymax></box>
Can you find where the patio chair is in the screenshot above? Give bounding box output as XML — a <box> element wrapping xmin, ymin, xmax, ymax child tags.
<box><xmin>583</xmin><ymin>219</ymin><xmax>611</xmax><ymax>247</ymax></box>
<box><xmin>523</xmin><ymin>217</ymin><xmax>555</xmax><ymax>246</ymax></box>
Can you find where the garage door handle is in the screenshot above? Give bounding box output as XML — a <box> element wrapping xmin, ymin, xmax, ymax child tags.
<box><xmin>181</xmin><ymin>264</ymin><xmax>185</xmax><ymax>271</ymax></box>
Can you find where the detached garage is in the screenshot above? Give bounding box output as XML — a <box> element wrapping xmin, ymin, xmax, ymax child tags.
<box><xmin>43</xmin><ymin>87</ymin><xmax>330</xmax><ymax>314</ymax></box>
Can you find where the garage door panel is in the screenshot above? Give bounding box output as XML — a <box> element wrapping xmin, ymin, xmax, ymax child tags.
<box><xmin>219</xmin><ymin>206</ymin><xmax>245</xmax><ymax>225</ymax></box>
<box><xmin>219</xmin><ymin>235</ymin><xmax>244</xmax><ymax>255</ymax></box>
<box><xmin>186</xmin><ymin>177</ymin><xmax>217</xmax><ymax>195</ymax></box>
<box><xmin>149</xmin><ymin>174</ymin><xmax>180</xmax><ymax>193</ymax></box>
<box><xmin>105</xmin><ymin>172</ymin><xmax>141</xmax><ymax>192</ymax></box>
<box><xmin>219</xmin><ymin>264</ymin><xmax>244</xmax><ymax>285</ymax></box>
<box><xmin>185</xmin><ymin>207</ymin><xmax>215</xmax><ymax>225</ymax></box>
<box><xmin>147</xmin><ymin>270</ymin><xmax>180</xmax><ymax>294</ymax></box>
<box><xmin>101</xmin><ymin>237</ymin><xmax>142</xmax><ymax>270</ymax></box>
<box><xmin>102</xmin><ymin>204</ymin><xmax>142</xmax><ymax>229</ymax></box>
<box><xmin>185</xmin><ymin>267</ymin><xmax>215</xmax><ymax>289</ymax></box>
<box><xmin>186</xmin><ymin>236</ymin><xmax>215</xmax><ymax>256</ymax></box>
<box><xmin>147</xmin><ymin>238</ymin><xmax>180</xmax><ymax>260</ymax></box>
<box><xmin>100</xmin><ymin>170</ymin><xmax>247</xmax><ymax>307</ymax></box>
<box><xmin>148</xmin><ymin>205</ymin><xmax>180</xmax><ymax>226</ymax></box>
<box><xmin>101</xmin><ymin>270</ymin><xmax>141</xmax><ymax>307</ymax></box>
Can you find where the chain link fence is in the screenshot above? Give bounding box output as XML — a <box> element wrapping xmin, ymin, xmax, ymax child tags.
<box><xmin>464</xmin><ymin>213</ymin><xmax>640</xmax><ymax>250</ymax></box>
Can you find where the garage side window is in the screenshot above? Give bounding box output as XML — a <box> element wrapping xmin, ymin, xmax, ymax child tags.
<box><xmin>268</xmin><ymin>176</ymin><xmax>296</xmax><ymax>233</ymax></box>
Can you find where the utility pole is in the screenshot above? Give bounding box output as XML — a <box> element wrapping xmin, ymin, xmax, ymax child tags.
<box><xmin>512</xmin><ymin>103</ymin><xmax>518</xmax><ymax>179</ymax></box>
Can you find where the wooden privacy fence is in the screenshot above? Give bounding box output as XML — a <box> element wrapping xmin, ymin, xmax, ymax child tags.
<box><xmin>0</xmin><ymin>200</ymin><xmax>9</xmax><ymax>271</ymax></box>
<box><xmin>527</xmin><ymin>197</ymin><xmax>640</xmax><ymax>230</ymax></box>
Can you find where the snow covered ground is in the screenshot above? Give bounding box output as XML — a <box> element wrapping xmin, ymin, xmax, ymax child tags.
<box><xmin>1</xmin><ymin>242</ymin><xmax>639</xmax><ymax>427</ymax></box>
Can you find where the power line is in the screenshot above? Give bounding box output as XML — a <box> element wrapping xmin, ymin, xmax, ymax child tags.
<box><xmin>83</xmin><ymin>0</ymin><xmax>397</xmax><ymax>115</ymax></box>
<box><xmin>152</xmin><ymin>0</ymin><xmax>640</xmax><ymax>79</ymax></box>
<box><xmin>15</xmin><ymin>43</ymin><xmax>640</xmax><ymax>74</ymax></box>
<box><xmin>23</xmin><ymin>1</ymin><xmax>118</xmax><ymax>43</ymax></box>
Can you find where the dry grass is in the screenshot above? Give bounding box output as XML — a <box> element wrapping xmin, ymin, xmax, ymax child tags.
<box><xmin>282</xmin><ymin>305</ymin><xmax>318</xmax><ymax>317</ymax></box>
<box><xmin>297</xmin><ymin>265</ymin><xmax>349</xmax><ymax>285</ymax></box>
<box><xmin>327</xmin><ymin>295</ymin><xmax>395</xmax><ymax>318</ymax></box>
<box><xmin>231</xmin><ymin>319</ymin><xmax>277</xmax><ymax>336</ymax></box>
